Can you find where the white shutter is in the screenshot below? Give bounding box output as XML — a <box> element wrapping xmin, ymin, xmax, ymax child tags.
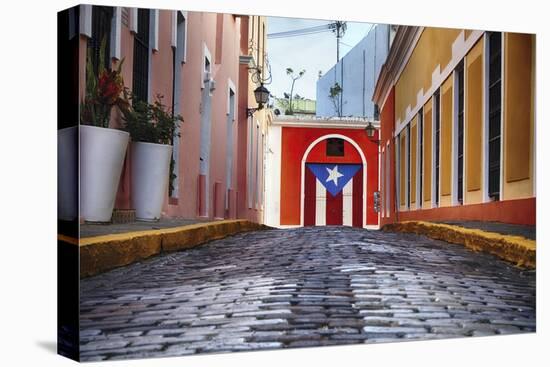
<box><xmin>79</xmin><ymin>4</ymin><xmax>92</xmax><ymax>37</ymax></box>
<box><xmin>129</xmin><ymin>8</ymin><xmax>138</xmax><ymax>33</ymax></box>
<box><xmin>110</xmin><ymin>7</ymin><xmax>122</xmax><ymax>60</ymax></box>
<box><xmin>150</xmin><ymin>9</ymin><xmax>159</xmax><ymax>52</ymax></box>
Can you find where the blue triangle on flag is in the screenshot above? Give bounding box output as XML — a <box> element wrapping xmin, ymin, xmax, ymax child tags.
<box><xmin>307</xmin><ymin>163</ymin><xmax>361</xmax><ymax>196</ymax></box>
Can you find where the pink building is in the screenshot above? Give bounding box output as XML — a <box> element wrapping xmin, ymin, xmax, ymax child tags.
<box><xmin>72</xmin><ymin>5</ymin><xmax>268</xmax><ymax>223</ymax></box>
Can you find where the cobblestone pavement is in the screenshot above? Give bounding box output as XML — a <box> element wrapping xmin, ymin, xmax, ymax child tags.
<box><xmin>80</xmin><ymin>227</ymin><xmax>536</xmax><ymax>361</ymax></box>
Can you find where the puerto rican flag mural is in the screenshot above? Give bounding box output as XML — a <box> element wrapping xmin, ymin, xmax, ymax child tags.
<box><xmin>304</xmin><ymin>163</ymin><xmax>363</xmax><ymax>227</ymax></box>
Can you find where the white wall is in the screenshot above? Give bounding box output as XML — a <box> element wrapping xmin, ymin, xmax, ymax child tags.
<box><xmin>264</xmin><ymin>125</ymin><xmax>282</xmax><ymax>227</ymax></box>
<box><xmin>316</xmin><ymin>24</ymin><xmax>389</xmax><ymax>119</ymax></box>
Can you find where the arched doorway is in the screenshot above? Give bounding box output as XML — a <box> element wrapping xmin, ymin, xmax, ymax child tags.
<box><xmin>301</xmin><ymin>134</ymin><xmax>366</xmax><ymax>227</ymax></box>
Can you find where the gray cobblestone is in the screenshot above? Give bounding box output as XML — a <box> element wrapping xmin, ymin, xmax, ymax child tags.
<box><xmin>80</xmin><ymin>226</ymin><xmax>536</xmax><ymax>360</ymax></box>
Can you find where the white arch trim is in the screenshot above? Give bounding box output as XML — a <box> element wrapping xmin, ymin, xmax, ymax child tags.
<box><xmin>300</xmin><ymin>134</ymin><xmax>368</xmax><ymax>228</ymax></box>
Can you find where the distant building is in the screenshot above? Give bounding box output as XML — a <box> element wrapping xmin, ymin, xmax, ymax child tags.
<box><xmin>316</xmin><ymin>24</ymin><xmax>391</xmax><ymax>119</ymax></box>
<box><xmin>273</xmin><ymin>97</ymin><xmax>316</xmax><ymax>117</ymax></box>
<box><xmin>264</xmin><ymin>116</ymin><xmax>380</xmax><ymax>229</ymax></box>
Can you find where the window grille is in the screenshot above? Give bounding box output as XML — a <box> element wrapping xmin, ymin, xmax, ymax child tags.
<box><xmin>418</xmin><ymin>108</ymin><xmax>423</xmax><ymax>205</ymax></box>
<box><xmin>88</xmin><ymin>6</ymin><xmax>113</xmax><ymax>75</ymax></box>
<box><xmin>457</xmin><ymin>60</ymin><xmax>465</xmax><ymax>204</ymax></box>
<box><xmin>132</xmin><ymin>9</ymin><xmax>150</xmax><ymax>103</ymax></box>
<box><xmin>488</xmin><ymin>32</ymin><xmax>502</xmax><ymax>200</ymax></box>
<box><xmin>407</xmin><ymin>124</ymin><xmax>411</xmax><ymax>209</ymax></box>
<box><xmin>434</xmin><ymin>89</ymin><xmax>441</xmax><ymax>206</ymax></box>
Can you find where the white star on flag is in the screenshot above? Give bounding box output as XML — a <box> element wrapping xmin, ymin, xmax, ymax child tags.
<box><xmin>325</xmin><ymin>165</ymin><xmax>344</xmax><ymax>186</ymax></box>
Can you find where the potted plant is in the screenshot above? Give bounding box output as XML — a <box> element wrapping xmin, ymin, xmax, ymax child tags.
<box><xmin>123</xmin><ymin>95</ymin><xmax>182</xmax><ymax>221</ymax></box>
<box><xmin>79</xmin><ymin>38</ymin><xmax>131</xmax><ymax>222</ymax></box>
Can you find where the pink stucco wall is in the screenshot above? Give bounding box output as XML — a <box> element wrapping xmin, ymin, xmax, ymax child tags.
<box><xmin>79</xmin><ymin>8</ymin><xmax>262</xmax><ymax>222</ymax></box>
<box><xmin>164</xmin><ymin>12</ymin><xmax>241</xmax><ymax>219</ymax></box>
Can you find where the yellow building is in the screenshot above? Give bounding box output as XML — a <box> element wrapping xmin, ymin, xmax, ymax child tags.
<box><xmin>374</xmin><ymin>26</ymin><xmax>535</xmax><ymax>225</ymax></box>
<box><xmin>237</xmin><ymin>16</ymin><xmax>273</xmax><ymax>223</ymax></box>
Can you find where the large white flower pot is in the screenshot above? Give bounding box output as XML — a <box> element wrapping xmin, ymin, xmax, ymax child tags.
<box><xmin>131</xmin><ymin>142</ymin><xmax>173</xmax><ymax>221</ymax></box>
<box><xmin>80</xmin><ymin>125</ymin><xmax>129</xmax><ymax>222</ymax></box>
<box><xmin>58</xmin><ymin>126</ymin><xmax>78</xmax><ymax>221</ymax></box>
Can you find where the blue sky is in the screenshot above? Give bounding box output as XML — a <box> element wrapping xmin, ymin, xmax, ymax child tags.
<box><xmin>266</xmin><ymin>16</ymin><xmax>374</xmax><ymax>100</ymax></box>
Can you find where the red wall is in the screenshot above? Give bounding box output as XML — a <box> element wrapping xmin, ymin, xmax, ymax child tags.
<box><xmin>379</xmin><ymin>88</ymin><xmax>396</xmax><ymax>227</ymax></box>
<box><xmin>398</xmin><ymin>198</ymin><xmax>535</xmax><ymax>226</ymax></box>
<box><xmin>280</xmin><ymin>126</ymin><xmax>379</xmax><ymax>226</ymax></box>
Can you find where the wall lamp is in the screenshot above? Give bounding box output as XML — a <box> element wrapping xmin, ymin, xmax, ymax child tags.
<box><xmin>247</xmin><ymin>83</ymin><xmax>270</xmax><ymax>117</ymax></box>
<box><xmin>365</xmin><ymin>121</ymin><xmax>380</xmax><ymax>144</ymax></box>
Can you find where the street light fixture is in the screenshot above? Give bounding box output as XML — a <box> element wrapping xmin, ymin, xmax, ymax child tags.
<box><xmin>247</xmin><ymin>83</ymin><xmax>270</xmax><ymax>117</ymax></box>
<box><xmin>365</xmin><ymin>121</ymin><xmax>380</xmax><ymax>143</ymax></box>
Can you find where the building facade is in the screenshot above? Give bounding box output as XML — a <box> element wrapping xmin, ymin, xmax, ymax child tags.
<box><xmin>72</xmin><ymin>5</ymin><xmax>269</xmax><ymax>223</ymax></box>
<box><xmin>264</xmin><ymin>116</ymin><xmax>380</xmax><ymax>229</ymax></box>
<box><xmin>236</xmin><ymin>15</ymin><xmax>271</xmax><ymax>223</ymax></box>
<box><xmin>373</xmin><ymin>26</ymin><xmax>536</xmax><ymax>226</ymax></box>
<box><xmin>316</xmin><ymin>25</ymin><xmax>390</xmax><ymax>118</ymax></box>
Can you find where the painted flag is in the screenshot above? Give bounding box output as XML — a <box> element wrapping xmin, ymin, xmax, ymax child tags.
<box><xmin>304</xmin><ymin>163</ymin><xmax>363</xmax><ymax>227</ymax></box>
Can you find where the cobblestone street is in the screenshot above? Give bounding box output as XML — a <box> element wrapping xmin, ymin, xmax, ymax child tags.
<box><xmin>80</xmin><ymin>227</ymin><xmax>536</xmax><ymax>361</ymax></box>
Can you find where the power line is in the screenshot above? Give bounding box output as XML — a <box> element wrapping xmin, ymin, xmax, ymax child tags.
<box><xmin>267</xmin><ymin>24</ymin><xmax>332</xmax><ymax>39</ymax></box>
<box><xmin>268</xmin><ymin>29</ymin><xmax>332</xmax><ymax>39</ymax></box>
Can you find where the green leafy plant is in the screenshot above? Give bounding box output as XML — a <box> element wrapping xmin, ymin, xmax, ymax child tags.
<box><xmin>123</xmin><ymin>94</ymin><xmax>183</xmax><ymax>197</ymax></box>
<box><xmin>81</xmin><ymin>37</ymin><xmax>130</xmax><ymax>128</ymax></box>
<box><xmin>276</xmin><ymin>93</ymin><xmax>291</xmax><ymax>115</ymax></box>
<box><xmin>169</xmin><ymin>155</ymin><xmax>177</xmax><ymax>197</ymax></box>
<box><xmin>123</xmin><ymin>94</ymin><xmax>183</xmax><ymax>145</ymax></box>
<box><xmin>329</xmin><ymin>82</ymin><xmax>343</xmax><ymax>117</ymax></box>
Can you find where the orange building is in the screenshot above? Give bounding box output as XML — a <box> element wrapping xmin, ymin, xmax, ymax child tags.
<box><xmin>373</xmin><ymin>26</ymin><xmax>536</xmax><ymax>226</ymax></box>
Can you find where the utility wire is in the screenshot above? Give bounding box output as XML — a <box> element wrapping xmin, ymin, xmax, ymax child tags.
<box><xmin>268</xmin><ymin>30</ymin><xmax>332</xmax><ymax>39</ymax></box>
<box><xmin>267</xmin><ymin>23</ymin><xmax>332</xmax><ymax>39</ymax></box>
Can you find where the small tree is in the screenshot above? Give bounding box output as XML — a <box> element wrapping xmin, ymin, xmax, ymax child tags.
<box><xmin>285</xmin><ymin>68</ymin><xmax>305</xmax><ymax>115</ymax></box>
<box><xmin>329</xmin><ymin>82</ymin><xmax>343</xmax><ymax>117</ymax></box>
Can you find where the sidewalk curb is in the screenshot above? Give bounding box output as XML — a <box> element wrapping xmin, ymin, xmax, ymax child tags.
<box><xmin>382</xmin><ymin>221</ymin><xmax>536</xmax><ymax>269</ymax></box>
<box><xmin>61</xmin><ymin>220</ymin><xmax>270</xmax><ymax>278</ymax></box>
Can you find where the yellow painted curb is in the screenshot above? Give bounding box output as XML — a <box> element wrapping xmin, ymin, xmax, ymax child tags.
<box><xmin>382</xmin><ymin>221</ymin><xmax>536</xmax><ymax>269</ymax></box>
<box><xmin>65</xmin><ymin>220</ymin><xmax>269</xmax><ymax>278</ymax></box>
<box><xmin>58</xmin><ymin>234</ymin><xmax>79</xmax><ymax>245</ymax></box>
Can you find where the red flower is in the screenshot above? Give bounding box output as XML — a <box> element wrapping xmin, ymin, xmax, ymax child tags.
<box><xmin>98</xmin><ymin>70</ymin><xmax>124</xmax><ymax>105</ymax></box>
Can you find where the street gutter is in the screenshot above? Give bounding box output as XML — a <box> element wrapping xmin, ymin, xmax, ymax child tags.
<box><xmin>58</xmin><ymin>220</ymin><xmax>270</xmax><ymax>278</ymax></box>
<box><xmin>383</xmin><ymin>220</ymin><xmax>536</xmax><ymax>269</ymax></box>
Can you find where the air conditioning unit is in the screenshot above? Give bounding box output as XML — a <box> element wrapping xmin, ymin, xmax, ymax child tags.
<box><xmin>209</xmin><ymin>79</ymin><xmax>216</xmax><ymax>92</ymax></box>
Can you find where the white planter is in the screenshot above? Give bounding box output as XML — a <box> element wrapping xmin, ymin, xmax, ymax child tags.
<box><xmin>58</xmin><ymin>126</ymin><xmax>78</xmax><ymax>221</ymax></box>
<box><xmin>80</xmin><ymin>125</ymin><xmax>129</xmax><ymax>222</ymax></box>
<box><xmin>131</xmin><ymin>142</ymin><xmax>173</xmax><ymax>221</ymax></box>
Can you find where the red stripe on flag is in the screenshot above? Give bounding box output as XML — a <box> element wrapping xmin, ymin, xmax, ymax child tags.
<box><xmin>304</xmin><ymin>166</ymin><xmax>316</xmax><ymax>226</ymax></box>
<box><xmin>352</xmin><ymin>167</ymin><xmax>363</xmax><ymax>228</ymax></box>
<box><xmin>326</xmin><ymin>190</ymin><xmax>343</xmax><ymax>225</ymax></box>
